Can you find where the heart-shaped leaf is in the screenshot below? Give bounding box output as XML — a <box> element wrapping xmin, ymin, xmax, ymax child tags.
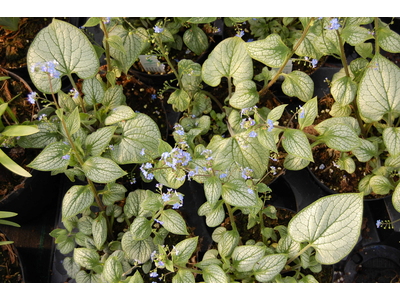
<box><xmin>245</xmin><ymin>34</ymin><xmax>290</xmax><ymax>68</ymax></box>
<box><xmin>331</xmin><ymin>76</ymin><xmax>357</xmax><ymax>106</ymax></box>
<box><xmin>62</xmin><ymin>185</ymin><xmax>94</xmax><ymax>220</ymax></box>
<box><xmin>82</xmin><ymin>157</ymin><xmax>127</xmax><ymax>183</ymax></box>
<box><xmin>282</xmin><ymin>129</ymin><xmax>313</xmax><ymax>162</ymax></box>
<box><xmin>27</xmin><ymin>19</ymin><xmax>99</xmax><ymax>94</ymax></box>
<box><xmin>229</xmin><ymin>80</ymin><xmax>259</xmax><ymax>109</ymax></box>
<box><xmin>253</xmin><ymin>254</ymin><xmax>287</xmax><ymax>283</ymax></box>
<box><xmin>82</xmin><ymin>77</ymin><xmax>105</xmax><ymax>105</ymax></box>
<box><xmin>282</xmin><ymin>71</ymin><xmax>314</xmax><ymax>102</ymax></box>
<box><xmin>358</xmin><ymin>54</ymin><xmax>400</xmax><ymax>122</ymax></box>
<box><xmin>383</xmin><ymin>127</ymin><xmax>400</xmax><ymax>157</ymax></box>
<box><xmin>159</xmin><ymin>209</ymin><xmax>188</xmax><ymax>235</ymax></box>
<box><xmin>202</xmin><ymin>37</ymin><xmax>253</xmax><ymax>86</ymax></box>
<box><xmin>183</xmin><ymin>25</ymin><xmax>209</xmax><ymax>56</ymax></box>
<box><xmin>288</xmin><ymin>193</ymin><xmax>363</xmax><ymax>264</ymax></box>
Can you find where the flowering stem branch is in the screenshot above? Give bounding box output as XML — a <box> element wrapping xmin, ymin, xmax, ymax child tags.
<box><xmin>259</xmin><ymin>17</ymin><xmax>315</xmax><ymax>97</ymax></box>
<box><xmin>156</xmin><ymin>35</ymin><xmax>182</xmax><ymax>88</ymax></box>
<box><xmin>374</xmin><ymin>17</ymin><xmax>380</xmax><ymax>55</ymax></box>
<box><xmin>100</xmin><ymin>20</ymin><xmax>112</xmax><ymax>88</ymax></box>
<box><xmin>225</xmin><ymin>202</ymin><xmax>237</xmax><ymax>232</ymax></box>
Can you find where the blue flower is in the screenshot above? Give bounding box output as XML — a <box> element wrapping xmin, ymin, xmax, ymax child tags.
<box><xmin>299</xmin><ymin>105</ymin><xmax>305</xmax><ymax>119</ymax></box>
<box><xmin>236</xmin><ymin>30</ymin><xmax>244</xmax><ymax>38</ymax></box>
<box><xmin>162</xmin><ymin>193</ymin><xmax>170</xmax><ymax>202</ymax></box>
<box><xmin>219</xmin><ymin>172</ymin><xmax>227</xmax><ymax>179</ymax></box>
<box><xmin>319</xmin><ymin>164</ymin><xmax>325</xmax><ymax>170</ymax></box>
<box><xmin>154</xmin><ymin>219</ymin><xmax>163</xmax><ymax>225</ymax></box>
<box><xmin>241</xmin><ymin>167</ymin><xmax>253</xmax><ymax>180</ymax></box>
<box><xmin>305</xmin><ymin>56</ymin><xmax>309</xmax><ymax>61</ymax></box>
<box><xmin>27</xmin><ymin>92</ymin><xmax>37</xmax><ymax>104</ymax></box>
<box><xmin>150</xmin><ymin>272</ymin><xmax>158</xmax><ymax>278</ymax></box>
<box><xmin>31</xmin><ymin>61</ymin><xmax>60</xmax><ymax>78</ymax></box>
<box><xmin>154</xmin><ymin>26</ymin><xmax>163</xmax><ymax>33</ymax></box>
<box><xmin>151</xmin><ymin>94</ymin><xmax>156</xmax><ymax>100</ymax></box>
<box><xmin>157</xmin><ymin>260</ymin><xmax>165</xmax><ymax>267</ymax></box>
<box><xmin>62</xmin><ymin>154</ymin><xmax>70</xmax><ymax>160</ymax></box>
<box><xmin>248</xmin><ymin>188</ymin><xmax>254</xmax><ymax>194</ymax></box>
<box><xmin>140</xmin><ymin>148</ymin><xmax>145</xmax><ymax>156</ymax></box>
<box><xmin>376</xmin><ymin>220</ymin><xmax>381</xmax><ymax>228</ymax></box>
<box><xmin>249</xmin><ymin>131</ymin><xmax>257</xmax><ymax>138</ymax></box>
<box><xmin>247</xmin><ymin>39</ymin><xmax>253</xmax><ymax>43</ymax></box>
<box><xmin>130</xmin><ymin>178</ymin><xmax>136</xmax><ymax>184</ymax></box>
<box><xmin>326</xmin><ymin>18</ymin><xmax>340</xmax><ymax>30</ymax></box>
<box><xmin>267</xmin><ymin>119</ymin><xmax>274</xmax><ymax>132</ymax></box>
<box><xmin>174</xmin><ymin>124</ymin><xmax>185</xmax><ymax>136</ymax></box>
<box><xmin>38</xmin><ymin>113</ymin><xmax>46</xmax><ymax>121</ymax></box>
<box><xmin>311</xmin><ymin>58</ymin><xmax>318</xmax><ymax>68</ymax></box>
<box><xmin>103</xmin><ymin>17</ymin><xmax>111</xmax><ymax>24</ymax></box>
<box><xmin>270</xmin><ymin>166</ymin><xmax>277</xmax><ymax>175</ymax></box>
<box><xmin>151</xmin><ymin>251</ymin><xmax>157</xmax><ymax>261</ymax></box>
<box><xmin>109</xmin><ymin>145</ymin><xmax>114</xmax><ymax>151</ymax></box>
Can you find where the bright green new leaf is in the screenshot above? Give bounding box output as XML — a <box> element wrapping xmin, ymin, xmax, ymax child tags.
<box><xmin>288</xmin><ymin>193</ymin><xmax>363</xmax><ymax>264</ymax></box>
<box><xmin>168</xmin><ymin>89</ymin><xmax>191</xmax><ymax>112</ymax></box>
<box><xmin>370</xmin><ymin>175</ymin><xmax>393</xmax><ymax>195</ymax></box>
<box><xmin>0</xmin><ymin>149</ymin><xmax>31</xmax><ymax>177</ymax></box>
<box><xmin>245</xmin><ymin>34</ymin><xmax>290</xmax><ymax>68</ymax></box>
<box><xmin>1</xmin><ymin>125</ymin><xmax>39</xmax><ymax>137</ymax></box>
<box><xmin>331</xmin><ymin>76</ymin><xmax>357</xmax><ymax>106</ymax></box>
<box><xmin>27</xmin><ymin>19</ymin><xmax>99</xmax><ymax>94</ymax></box>
<box><xmin>299</xmin><ymin>97</ymin><xmax>318</xmax><ymax>130</ymax></box>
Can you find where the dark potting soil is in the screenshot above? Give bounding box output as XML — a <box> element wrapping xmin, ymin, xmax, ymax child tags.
<box><xmin>0</xmin><ymin>232</ymin><xmax>23</xmax><ymax>283</ymax></box>
<box><xmin>0</xmin><ymin>17</ymin><xmax>69</xmax><ymax>69</ymax></box>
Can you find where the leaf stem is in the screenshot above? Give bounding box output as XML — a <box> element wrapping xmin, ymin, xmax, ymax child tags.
<box><xmin>286</xmin><ymin>243</ymin><xmax>312</xmax><ymax>265</ymax></box>
<box><xmin>225</xmin><ymin>202</ymin><xmax>237</xmax><ymax>232</ymax></box>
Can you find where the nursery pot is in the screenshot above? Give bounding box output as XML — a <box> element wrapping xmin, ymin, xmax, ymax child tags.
<box><xmin>342</xmin><ymin>244</ymin><xmax>400</xmax><ymax>283</ymax></box>
<box><xmin>0</xmin><ymin>229</ymin><xmax>25</xmax><ymax>283</ymax></box>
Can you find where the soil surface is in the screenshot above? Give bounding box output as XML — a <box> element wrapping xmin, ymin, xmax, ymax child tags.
<box><xmin>0</xmin><ymin>232</ymin><xmax>23</xmax><ymax>283</ymax></box>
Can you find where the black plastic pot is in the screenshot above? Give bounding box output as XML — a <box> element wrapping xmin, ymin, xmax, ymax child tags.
<box><xmin>342</xmin><ymin>244</ymin><xmax>400</xmax><ymax>283</ymax></box>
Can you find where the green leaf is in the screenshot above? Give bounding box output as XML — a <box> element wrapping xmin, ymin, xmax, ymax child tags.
<box><xmin>183</xmin><ymin>25</ymin><xmax>208</xmax><ymax>56</ymax></box>
<box><xmin>299</xmin><ymin>97</ymin><xmax>318</xmax><ymax>130</ymax></box>
<box><xmin>331</xmin><ymin>76</ymin><xmax>357</xmax><ymax>106</ymax></box>
<box><xmin>257</xmin><ymin>127</ymin><xmax>277</xmax><ymax>153</ymax></box>
<box><xmin>107</xmin><ymin>35</ymin><xmax>126</xmax><ymax>55</ymax></box>
<box><xmin>82</xmin><ymin>77</ymin><xmax>105</xmax><ymax>105</ymax></box>
<box><xmin>203</xmin><ymin>201</ymin><xmax>225</xmax><ymax>227</ymax></box>
<box><xmin>75</xmin><ymin>271</ymin><xmax>100</xmax><ymax>283</ymax></box>
<box><xmin>284</xmin><ymin>154</ymin><xmax>310</xmax><ymax>171</ymax></box>
<box><xmin>377</xmin><ymin>20</ymin><xmax>400</xmax><ymax>53</ymax></box>
<box><xmin>179</xmin><ymin>60</ymin><xmax>202</xmax><ymax>94</ymax></box>
<box><xmin>288</xmin><ymin>193</ymin><xmax>363</xmax><ymax>264</ymax></box>
<box><xmin>358</xmin><ymin>54</ymin><xmax>400</xmax><ymax>122</ymax></box>
<box><xmin>1</xmin><ymin>125</ymin><xmax>39</xmax><ymax>137</ymax></box>
<box><xmin>232</xmin><ymin>245</ymin><xmax>265</xmax><ymax>273</ymax></box>
<box><xmin>202</xmin><ymin>37</ymin><xmax>253</xmax><ymax>86</ymax></box>
<box><xmin>253</xmin><ymin>254</ymin><xmax>287</xmax><ymax>283</ymax></box>
<box><xmin>204</xmin><ymin>176</ymin><xmax>222</xmax><ymax>208</ymax></box>
<box><xmin>172</xmin><ymin>236</ymin><xmax>198</xmax><ymax>267</ymax></box>
<box><xmin>267</xmin><ymin>104</ymin><xmax>288</xmax><ymax>122</ymax></box>
<box><xmin>27</xmin><ymin>141</ymin><xmax>70</xmax><ymax>171</ymax></box>
<box><xmin>342</xmin><ymin>25</ymin><xmax>373</xmax><ymax>46</ymax></box>
<box><xmin>336</xmin><ymin>154</ymin><xmax>356</xmax><ymax>174</ymax></box>
<box><xmin>370</xmin><ymin>175</ymin><xmax>393</xmax><ymax>195</ymax></box>
<box><xmin>222</xmin><ymin>179</ymin><xmax>258</xmax><ymax>207</ymax></box>
<box><xmin>112</xmin><ymin>113</ymin><xmax>161</xmax><ymax>164</ymax></box>
<box><xmin>104</xmin><ymin>105</ymin><xmax>136</xmax><ymax>125</ymax></box>
<box><xmin>295</xmin><ymin>32</ymin><xmax>321</xmax><ymax>59</ymax></box>
<box><xmin>83</xmin><ymin>17</ymin><xmax>101</xmax><ymax>27</ymax></box>
<box><xmin>168</xmin><ymin>89</ymin><xmax>190</xmax><ymax>112</ymax></box>
<box><xmin>160</xmin><ymin>209</ymin><xmax>188</xmax><ymax>235</ymax></box>
<box><xmin>129</xmin><ymin>270</ymin><xmax>144</xmax><ymax>283</ymax></box>
<box><xmin>392</xmin><ymin>183</ymin><xmax>400</xmax><ymax>213</ymax></box>
<box><xmin>355</xmin><ymin>42</ymin><xmax>373</xmax><ymax>59</ymax></box>
<box><xmin>352</xmin><ymin>139</ymin><xmax>377</xmax><ymax>162</ymax></box>
<box><xmin>82</xmin><ymin>157</ymin><xmax>127</xmax><ymax>183</ymax></box>
<box><xmin>229</xmin><ymin>80</ymin><xmax>259</xmax><ymax>109</ymax></box>
<box><xmin>245</xmin><ymin>34</ymin><xmax>291</xmax><ymax>68</ymax></box>
<box><xmin>317</xmin><ymin>124</ymin><xmax>361</xmax><ymax>152</ymax></box>
<box><xmin>27</xmin><ymin>19</ymin><xmax>99</xmax><ymax>94</ymax></box>
<box><xmin>73</xmin><ymin>248</ymin><xmax>100</xmax><ymax>270</ymax></box>
<box><xmin>383</xmin><ymin>127</ymin><xmax>400</xmax><ymax>157</ymax></box>
<box><xmin>218</xmin><ymin>229</ymin><xmax>240</xmax><ymax>259</ymax></box>
<box><xmin>57</xmin><ymin>236</ymin><xmax>76</xmax><ymax>254</ymax></box>
<box><xmin>282</xmin><ymin>129</ymin><xmax>313</xmax><ymax>162</ymax></box>
<box><xmin>313</xmin><ymin>30</ymin><xmax>340</xmax><ymax>56</ymax></box>
<box><xmin>17</xmin><ymin>122</ymin><xmax>58</xmax><ymax>149</ymax></box>
<box><xmin>172</xmin><ymin>269</ymin><xmax>195</xmax><ymax>283</ymax></box>
<box><xmin>103</xmin><ymin>256</ymin><xmax>123</xmax><ymax>283</ymax></box>
<box><xmin>130</xmin><ymin>217</ymin><xmax>153</xmax><ymax>241</ymax></box>
<box><xmin>0</xmin><ymin>17</ymin><xmax>19</xmax><ymax>31</ymax></box>
<box><xmin>281</xmin><ymin>71</ymin><xmax>314</xmax><ymax>102</ymax></box>
<box><xmin>203</xmin><ymin>265</ymin><xmax>228</xmax><ymax>283</ymax></box>
<box><xmin>92</xmin><ymin>213</ymin><xmax>107</xmax><ymax>250</ymax></box>
<box><xmin>64</xmin><ymin>107</ymin><xmax>80</xmax><ymax>136</ymax></box>
<box><xmin>62</xmin><ymin>185</ymin><xmax>94</xmax><ymax>220</ymax></box>
<box><xmin>85</xmin><ymin>126</ymin><xmax>117</xmax><ymax>156</ymax></box>
<box><xmin>103</xmin><ymin>85</ymin><xmax>124</xmax><ymax>110</ymax></box>
<box><xmin>314</xmin><ymin>116</ymin><xmax>361</xmax><ymax>136</ymax></box>
<box><xmin>62</xmin><ymin>257</ymin><xmax>80</xmax><ymax>279</ymax></box>
<box><xmin>107</xmin><ymin>26</ymin><xmax>147</xmax><ymax>74</ymax></box>
<box><xmin>0</xmin><ymin>149</ymin><xmax>31</xmax><ymax>177</ymax></box>
<box><xmin>101</xmin><ymin>183</ymin><xmax>127</xmax><ymax>206</ymax></box>
<box><xmin>121</xmin><ymin>232</ymin><xmax>152</xmax><ymax>264</ymax></box>
<box><xmin>208</xmin><ymin>134</ymin><xmax>268</xmax><ymax>179</ymax></box>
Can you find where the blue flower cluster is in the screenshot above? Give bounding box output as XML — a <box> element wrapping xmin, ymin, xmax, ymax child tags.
<box><xmin>174</xmin><ymin>124</ymin><xmax>185</xmax><ymax>136</ymax></box>
<box><xmin>27</xmin><ymin>92</ymin><xmax>37</xmax><ymax>104</ymax></box>
<box><xmin>154</xmin><ymin>26</ymin><xmax>163</xmax><ymax>33</ymax></box>
<box><xmin>326</xmin><ymin>18</ymin><xmax>340</xmax><ymax>30</ymax></box>
<box><xmin>140</xmin><ymin>162</ymin><xmax>154</xmax><ymax>180</ymax></box>
<box><xmin>160</xmin><ymin>147</ymin><xmax>192</xmax><ymax>171</ymax></box>
<box><xmin>30</xmin><ymin>60</ymin><xmax>61</xmax><ymax>79</ymax></box>
<box><xmin>241</xmin><ymin>167</ymin><xmax>253</xmax><ymax>180</ymax></box>
<box><xmin>267</xmin><ymin>119</ymin><xmax>274</xmax><ymax>132</ymax></box>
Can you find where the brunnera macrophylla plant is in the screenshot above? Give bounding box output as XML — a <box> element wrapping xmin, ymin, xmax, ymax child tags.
<box><xmin>20</xmin><ymin>17</ymin><xmax>364</xmax><ymax>283</ymax></box>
